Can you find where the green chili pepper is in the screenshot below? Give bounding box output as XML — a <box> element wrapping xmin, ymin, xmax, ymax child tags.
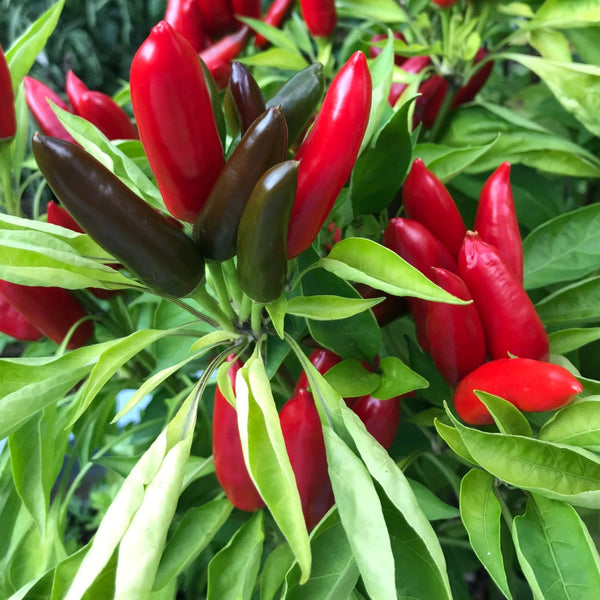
<box><xmin>266</xmin><ymin>63</ymin><xmax>325</xmax><ymax>146</ymax></box>
<box><xmin>237</xmin><ymin>160</ymin><xmax>298</xmax><ymax>302</ymax></box>
<box><xmin>193</xmin><ymin>106</ymin><xmax>288</xmax><ymax>262</ymax></box>
<box><xmin>32</xmin><ymin>133</ymin><xmax>205</xmax><ymax>298</ymax></box>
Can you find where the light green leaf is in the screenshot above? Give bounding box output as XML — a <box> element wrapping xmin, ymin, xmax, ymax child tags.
<box><xmin>6</xmin><ymin>0</ymin><xmax>64</xmax><ymax>92</ymax></box>
<box><xmin>237</xmin><ymin>352</ymin><xmax>311</xmax><ymax>582</ymax></box>
<box><xmin>240</xmin><ymin>48</ymin><xmax>308</xmax><ymax>70</ymax></box>
<box><xmin>287</xmin><ymin>294</ymin><xmax>382</xmax><ymax>321</ymax></box>
<box><xmin>476</xmin><ymin>391</ymin><xmax>533</xmax><ymax>437</ymax></box>
<box><xmin>320</xmin><ymin>238</ymin><xmax>466</xmax><ymax>303</ymax></box>
<box><xmin>434</xmin><ymin>419</ymin><xmax>477</xmax><ymax>464</ymax></box>
<box><xmin>324</xmin><ymin>359</ymin><xmax>380</xmax><ymax>398</ymax></box>
<box><xmin>529</xmin><ymin>29</ymin><xmax>572</xmax><ymax>61</ymax></box>
<box><xmin>408</xmin><ymin>479</ymin><xmax>460</xmax><ymax>521</ymax></box>
<box><xmin>460</xmin><ymin>470</ymin><xmax>512</xmax><ymax>599</ymax></box>
<box><xmin>513</xmin><ymin>494</ymin><xmax>600</xmax><ymax>600</ymax></box>
<box><xmin>540</xmin><ymin>398</ymin><xmax>600</xmax><ymax>450</ymax></box>
<box><xmin>207</xmin><ymin>512</ymin><xmax>264</xmax><ymax>600</ymax></box>
<box><xmin>536</xmin><ymin>276</ymin><xmax>600</xmax><ymax>326</ymax></box>
<box><xmin>531</xmin><ymin>0</ymin><xmax>600</xmax><ymax>29</ymax></box>
<box><xmin>189</xmin><ymin>330</ymin><xmax>241</xmax><ymax>353</ymax></box>
<box><xmin>373</xmin><ymin>355</ymin><xmax>429</xmax><ymax>400</ymax></box>
<box><xmin>549</xmin><ymin>328</ymin><xmax>600</xmax><ymax>354</ymax></box>
<box><xmin>266</xmin><ymin>295</ymin><xmax>287</xmax><ymax>340</ymax></box>
<box><xmin>335</xmin><ymin>0</ymin><xmax>408</xmax><ymax>23</ymax></box>
<box><xmin>238</xmin><ymin>16</ymin><xmax>301</xmax><ymax>53</ymax></box>
<box><xmin>261</xmin><ymin>543</ymin><xmax>294</xmax><ymax>600</ymax></box>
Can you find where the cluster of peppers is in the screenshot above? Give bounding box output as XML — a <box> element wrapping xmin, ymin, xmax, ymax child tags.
<box><xmin>384</xmin><ymin>158</ymin><xmax>582</xmax><ymax>424</ymax></box>
<box><xmin>213</xmin><ymin>348</ymin><xmax>402</xmax><ymax>529</ymax></box>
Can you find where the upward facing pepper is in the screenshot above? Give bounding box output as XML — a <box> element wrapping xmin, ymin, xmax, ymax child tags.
<box><xmin>287</xmin><ymin>51</ymin><xmax>371</xmax><ymax>258</ymax></box>
<box><xmin>130</xmin><ymin>21</ymin><xmax>224</xmax><ymax>223</ymax></box>
<box><xmin>0</xmin><ymin>44</ymin><xmax>16</xmax><ymax>143</ymax></box>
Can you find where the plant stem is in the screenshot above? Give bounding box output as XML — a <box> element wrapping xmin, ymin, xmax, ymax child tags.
<box><xmin>189</xmin><ymin>285</ymin><xmax>235</xmax><ymax>332</ymax></box>
<box><xmin>222</xmin><ymin>258</ymin><xmax>242</xmax><ymax>311</ymax></box>
<box><xmin>238</xmin><ymin>293</ymin><xmax>252</xmax><ymax>326</ymax></box>
<box><xmin>206</xmin><ymin>261</ymin><xmax>236</xmax><ymax>321</ymax></box>
<box><xmin>251</xmin><ymin>301</ymin><xmax>264</xmax><ymax>338</ymax></box>
<box><xmin>428</xmin><ymin>80</ymin><xmax>459</xmax><ymax>143</ymax></box>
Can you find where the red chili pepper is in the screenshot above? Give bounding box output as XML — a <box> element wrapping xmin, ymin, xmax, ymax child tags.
<box><xmin>199</xmin><ymin>26</ymin><xmax>251</xmax><ymax>90</ymax></box>
<box><xmin>0</xmin><ymin>281</ymin><xmax>93</xmax><ymax>349</ymax></box>
<box><xmin>47</xmin><ymin>199</ymin><xmax>84</xmax><ymax>233</ymax></box>
<box><xmin>23</xmin><ymin>76</ymin><xmax>76</xmax><ymax>143</ymax></box>
<box><xmin>452</xmin><ymin>49</ymin><xmax>494</xmax><ymax>107</ymax></box>
<box><xmin>414</xmin><ymin>74</ymin><xmax>446</xmax><ymax>129</ymax></box>
<box><xmin>431</xmin><ymin>0</ymin><xmax>458</xmax><ymax>7</ymax></box>
<box><xmin>388</xmin><ymin>55</ymin><xmax>431</xmax><ymax>108</ymax></box>
<box><xmin>299</xmin><ymin>0</ymin><xmax>336</xmax><ymax>37</ymax></box>
<box><xmin>369</xmin><ymin>32</ymin><xmax>408</xmax><ymax>66</ymax></box>
<box><xmin>130</xmin><ymin>21</ymin><xmax>225</xmax><ymax>223</ymax></box>
<box><xmin>402</xmin><ymin>158</ymin><xmax>466</xmax><ymax>260</ymax></box>
<box><xmin>195</xmin><ymin>0</ymin><xmax>237</xmax><ymax>38</ymax></box>
<box><xmin>0</xmin><ymin>293</ymin><xmax>43</xmax><ymax>341</ymax></box>
<box><xmin>287</xmin><ymin>51</ymin><xmax>371</xmax><ymax>258</ymax></box>
<box><xmin>254</xmin><ymin>0</ymin><xmax>294</xmax><ymax>48</ymax></box>
<box><xmin>383</xmin><ymin>217</ymin><xmax>459</xmax><ymax>352</ymax></box>
<box><xmin>231</xmin><ymin>0</ymin><xmax>261</xmax><ymax>20</ymax></box>
<box><xmin>351</xmin><ymin>394</ymin><xmax>401</xmax><ymax>450</ymax></box>
<box><xmin>0</xmin><ymin>44</ymin><xmax>16</xmax><ymax>143</ymax></box>
<box><xmin>458</xmin><ymin>231</ymin><xmax>549</xmax><ymax>361</ymax></box>
<box><xmin>213</xmin><ymin>356</ymin><xmax>264</xmax><ymax>511</ymax></box>
<box><xmin>474</xmin><ymin>162</ymin><xmax>523</xmax><ymax>283</ymax></box>
<box><xmin>280</xmin><ymin>388</ymin><xmax>334</xmax><ymax>530</ymax></box>
<box><xmin>425</xmin><ymin>267</ymin><xmax>486</xmax><ymax>386</ymax></box>
<box><xmin>294</xmin><ymin>347</ymin><xmax>342</xmax><ymax>395</ymax></box>
<box><xmin>453</xmin><ymin>358</ymin><xmax>583</xmax><ymax>425</ymax></box>
<box><xmin>165</xmin><ymin>0</ymin><xmax>208</xmax><ymax>52</ymax></box>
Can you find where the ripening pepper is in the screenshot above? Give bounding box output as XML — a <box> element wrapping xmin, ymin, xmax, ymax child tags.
<box><xmin>287</xmin><ymin>51</ymin><xmax>371</xmax><ymax>258</ymax></box>
<box><xmin>255</xmin><ymin>0</ymin><xmax>295</xmax><ymax>48</ymax></box>
<box><xmin>194</xmin><ymin>106</ymin><xmax>288</xmax><ymax>262</ymax></box>
<box><xmin>213</xmin><ymin>356</ymin><xmax>264</xmax><ymax>511</ymax></box>
<box><xmin>280</xmin><ymin>388</ymin><xmax>334</xmax><ymax>530</ymax></box>
<box><xmin>23</xmin><ymin>76</ymin><xmax>76</xmax><ymax>143</ymax></box>
<box><xmin>299</xmin><ymin>0</ymin><xmax>336</xmax><ymax>37</ymax></box>
<box><xmin>458</xmin><ymin>231</ymin><xmax>549</xmax><ymax>361</ymax></box>
<box><xmin>195</xmin><ymin>0</ymin><xmax>237</xmax><ymax>38</ymax></box>
<box><xmin>266</xmin><ymin>62</ymin><xmax>325</xmax><ymax>147</ymax></box>
<box><xmin>425</xmin><ymin>267</ymin><xmax>486</xmax><ymax>386</ymax></box>
<box><xmin>402</xmin><ymin>158</ymin><xmax>466</xmax><ymax>260</ymax></box>
<box><xmin>0</xmin><ymin>43</ymin><xmax>16</xmax><ymax>143</ymax></box>
<box><xmin>0</xmin><ymin>292</ymin><xmax>43</xmax><ymax>341</ymax></box>
<box><xmin>130</xmin><ymin>21</ymin><xmax>224</xmax><ymax>223</ymax></box>
<box><xmin>474</xmin><ymin>162</ymin><xmax>523</xmax><ymax>282</ymax></box>
<box><xmin>231</xmin><ymin>0</ymin><xmax>261</xmax><ymax>20</ymax></box>
<box><xmin>226</xmin><ymin>61</ymin><xmax>266</xmax><ymax>134</ymax></box>
<box><xmin>33</xmin><ymin>134</ymin><xmax>206</xmax><ymax>299</ymax></box>
<box><xmin>165</xmin><ymin>0</ymin><xmax>207</xmax><ymax>52</ymax></box>
<box><xmin>453</xmin><ymin>358</ymin><xmax>583</xmax><ymax>425</ymax></box>
<box><xmin>0</xmin><ymin>280</ymin><xmax>92</xmax><ymax>349</ymax></box>
<box><xmin>237</xmin><ymin>161</ymin><xmax>298</xmax><ymax>302</ymax></box>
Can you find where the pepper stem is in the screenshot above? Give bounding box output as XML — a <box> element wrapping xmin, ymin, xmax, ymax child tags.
<box><xmin>222</xmin><ymin>258</ymin><xmax>243</xmax><ymax>312</ymax></box>
<box><xmin>206</xmin><ymin>261</ymin><xmax>236</xmax><ymax>321</ymax></box>
<box><xmin>238</xmin><ymin>293</ymin><xmax>252</xmax><ymax>326</ymax></box>
<box><xmin>190</xmin><ymin>284</ymin><xmax>235</xmax><ymax>332</ymax></box>
<box><xmin>251</xmin><ymin>301</ymin><xmax>264</xmax><ymax>338</ymax></box>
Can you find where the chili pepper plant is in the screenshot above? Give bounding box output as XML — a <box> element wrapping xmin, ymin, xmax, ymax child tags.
<box><xmin>1</xmin><ymin>0</ymin><xmax>600</xmax><ymax>598</ymax></box>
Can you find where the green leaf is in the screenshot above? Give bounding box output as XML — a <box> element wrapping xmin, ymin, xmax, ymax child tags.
<box><xmin>266</xmin><ymin>295</ymin><xmax>287</xmax><ymax>340</ymax></box>
<box><xmin>287</xmin><ymin>294</ymin><xmax>382</xmax><ymax>321</ymax></box>
<box><xmin>207</xmin><ymin>512</ymin><xmax>265</xmax><ymax>600</ymax></box>
<box><xmin>449</xmin><ymin>413</ymin><xmax>600</xmax><ymax>508</ymax></box>
<box><xmin>536</xmin><ymin>276</ymin><xmax>600</xmax><ymax>326</ymax></box>
<box><xmin>502</xmin><ymin>53</ymin><xmax>600</xmax><ymax>138</ymax></box>
<box><xmin>320</xmin><ymin>238</ymin><xmax>467</xmax><ymax>303</ymax></box>
<box><xmin>531</xmin><ymin>0</ymin><xmax>600</xmax><ymax>29</ymax></box>
<box><xmin>566</xmin><ymin>26</ymin><xmax>600</xmax><ymax>66</ymax></box>
<box><xmin>373</xmin><ymin>355</ymin><xmax>429</xmax><ymax>400</ymax></box>
<box><xmin>154</xmin><ymin>499</ymin><xmax>233</xmax><ymax>591</ymax></box>
<box><xmin>5</xmin><ymin>0</ymin><xmax>64</xmax><ymax>92</ymax></box>
<box><xmin>539</xmin><ymin>398</ymin><xmax>600</xmax><ymax>450</ymax></box>
<box><xmin>284</xmin><ymin>509</ymin><xmax>359</xmax><ymax>600</ymax></box>
<box><xmin>323</xmin><ymin>427</ymin><xmax>397</xmax><ymax>600</ymax></box>
<box><xmin>324</xmin><ymin>359</ymin><xmax>380</xmax><ymax>398</ymax></box>
<box><xmin>549</xmin><ymin>328</ymin><xmax>600</xmax><ymax>354</ymax></box>
<box><xmin>434</xmin><ymin>419</ymin><xmax>477</xmax><ymax>464</ymax></box>
<box><xmin>237</xmin><ymin>352</ymin><xmax>311</xmax><ymax>582</ymax></box>
<box><xmin>512</xmin><ymin>494</ymin><xmax>600</xmax><ymax>600</ymax></box>
<box><xmin>240</xmin><ymin>48</ymin><xmax>308</xmax><ymax>70</ymax></box>
<box><xmin>407</xmin><ymin>479</ymin><xmax>460</xmax><ymax>521</ymax></box>
<box><xmin>529</xmin><ymin>29</ymin><xmax>572</xmax><ymax>61</ymax></box>
<box><xmin>261</xmin><ymin>543</ymin><xmax>294</xmax><ymax>600</ymax></box>
<box><xmin>343</xmin><ymin>408</ymin><xmax>453</xmax><ymax>599</ymax></box>
<box><xmin>460</xmin><ymin>470</ymin><xmax>512</xmax><ymax>599</ymax></box>
<box><xmin>476</xmin><ymin>391</ymin><xmax>533</xmax><ymax>437</ymax></box>
<box><xmin>523</xmin><ymin>204</ymin><xmax>600</xmax><ymax>290</ymax></box>
<box><xmin>352</xmin><ymin>98</ymin><xmax>413</xmax><ymax>215</ymax></box>
<box><xmin>335</xmin><ymin>0</ymin><xmax>408</xmax><ymax>23</ymax></box>
<box><xmin>237</xmin><ymin>16</ymin><xmax>302</xmax><ymax>53</ymax></box>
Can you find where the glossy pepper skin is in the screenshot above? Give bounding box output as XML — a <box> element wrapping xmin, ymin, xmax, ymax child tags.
<box><xmin>199</xmin><ymin>26</ymin><xmax>251</xmax><ymax>90</ymax></box>
<box><xmin>237</xmin><ymin>161</ymin><xmax>298</xmax><ymax>302</ymax></box>
<box><xmin>213</xmin><ymin>357</ymin><xmax>264</xmax><ymax>511</ymax></box>
<box><xmin>453</xmin><ymin>358</ymin><xmax>583</xmax><ymax>425</ymax></box>
<box><xmin>193</xmin><ymin>106</ymin><xmax>288</xmax><ymax>262</ymax></box>
<box><xmin>0</xmin><ymin>281</ymin><xmax>92</xmax><ymax>349</ymax></box>
<box><xmin>280</xmin><ymin>388</ymin><xmax>334</xmax><ymax>530</ymax></box>
<box><xmin>231</xmin><ymin>0</ymin><xmax>261</xmax><ymax>20</ymax></box>
<box><xmin>195</xmin><ymin>0</ymin><xmax>237</xmax><ymax>37</ymax></box>
<box><xmin>33</xmin><ymin>134</ymin><xmax>206</xmax><ymax>299</ymax></box>
<box><xmin>287</xmin><ymin>52</ymin><xmax>371</xmax><ymax>259</ymax></box>
<box><xmin>0</xmin><ymin>44</ymin><xmax>16</xmax><ymax>143</ymax></box>
<box><xmin>227</xmin><ymin>61</ymin><xmax>266</xmax><ymax>134</ymax></box>
<box><xmin>294</xmin><ymin>347</ymin><xmax>342</xmax><ymax>396</ymax></box>
<box><xmin>389</xmin><ymin>55</ymin><xmax>431</xmax><ymax>108</ymax></box>
<box><xmin>255</xmin><ymin>0</ymin><xmax>295</xmax><ymax>48</ymax></box>
<box><xmin>165</xmin><ymin>0</ymin><xmax>207</xmax><ymax>52</ymax></box>
<box><xmin>266</xmin><ymin>62</ymin><xmax>325</xmax><ymax>146</ymax></box>
<box><xmin>0</xmin><ymin>293</ymin><xmax>43</xmax><ymax>341</ymax></box>
<box><xmin>131</xmin><ymin>21</ymin><xmax>224</xmax><ymax>223</ymax></box>
<box><xmin>458</xmin><ymin>231</ymin><xmax>549</xmax><ymax>361</ymax></box>
<box><xmin>474</xmin><ymin>162</ymin><xmax>523</xmax><ymax>282</ymax></box>
<box><xmin>299</xmin><ymin>0</ymin><xmax>336</xmax><ymax>37</ymax></box>
<box><xmin>425</xmin><ymin>267</ymin><xmax>486</xmax><ymax>386</ymax></box>
<box><xmin>402</xmin><ymin>158</ymin><xmax>467</xmax><ymax>260</ymax></box>
<box><xmin>23</xmin><ymin>76</ymin><xmax>76</xmax><ymax>143</ymax></box>
<box><xmin>351</xmin><ymin>394</ymin><xmax>401</xmax><ymax>451</ymax></box>
<box><xmin>47</xmin><ymin>199</ymin><xmax>84</xmax><ymax>233</ymax></box>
